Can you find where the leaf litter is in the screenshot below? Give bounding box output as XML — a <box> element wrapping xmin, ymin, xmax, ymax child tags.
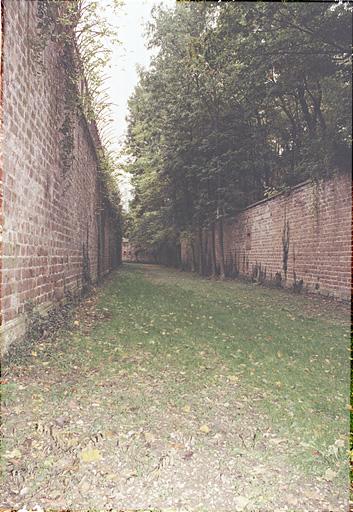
<box><xmin>0</xmin><ymin>264</ymin><xmax>349</xmax><ymax>511</ymax></box>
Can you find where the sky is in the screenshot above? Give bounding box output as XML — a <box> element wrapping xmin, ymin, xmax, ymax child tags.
<box><xmin>103</xmin><ymin>0</ymin><xmax>176</xmax><ymax>207</ymax></box>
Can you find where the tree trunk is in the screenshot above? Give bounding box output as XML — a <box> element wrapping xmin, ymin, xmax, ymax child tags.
<box><xmin>210</xmin><ymin>223</ymin><xmax>217</xmax><ymax>277</ymax></box>
<box><xmin>204</xmin><ymin>230</ymin><xmax>209</xmax><ymax>274</ymax></box>
<box><xmin>297</xmin><ymin>82</ymin><xmax>315</xmax><ymax>133</ymax></box>
<box><xmin>176</xmin><ymin>241</ymin><xmax>181</xmax><ymax>268</ymax></box>
<box><xmin>198</xmin><ymin>226</ymin><xmax>204</xmax><ymax>276</ymax></box>
<box><xmin>218</xmin><ymin>218</ymin><xmax>226</xmax><ymax>280</ymax></box>
<box><xmin>191</xmin><ymin>241</ymin><xmax>196</xmax><ymax>272</ymax></box>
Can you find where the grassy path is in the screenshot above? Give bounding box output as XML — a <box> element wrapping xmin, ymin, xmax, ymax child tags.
<box><xmin>1</xmin><ymin>263</ymin><xmax>350</xmax><ymax>511</ymax></box>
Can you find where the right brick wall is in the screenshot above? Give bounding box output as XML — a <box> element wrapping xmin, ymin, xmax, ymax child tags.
<box><xmin>181</xmin><ymin>174</ymin><xmax>351</xmax><ymax>300</ymax></box>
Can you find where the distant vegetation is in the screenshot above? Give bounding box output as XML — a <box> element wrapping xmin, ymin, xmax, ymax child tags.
<box><xmin>124</xmin><ymin>2</ymin><xmax>351</xmax><ymax>257</ymax></box>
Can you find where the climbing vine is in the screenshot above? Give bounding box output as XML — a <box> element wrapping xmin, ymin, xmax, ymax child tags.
<box><xmin>58</xmin><ymin>32</ymin><xmax>79</xmax><ymax>176</ymax></box>
<box><xmin>33</xmin><ymin>0</ymin><xmax>122</xmax><ymax>207</ymax></box>
<box><xmin>34</xmin><ymin>1</ymin><xmax>80</xmax><ymax>175</ymax></box>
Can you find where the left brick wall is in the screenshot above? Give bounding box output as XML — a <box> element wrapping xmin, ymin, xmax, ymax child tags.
<box><xmin>0</xmin><ymin>0</ymin><xmax>3</xmax><ymax>331</ymax></box>
<box><xmin>0</xmin><ymin>1</ymin><xmax>121</xmax><ymax>354</ymax></box>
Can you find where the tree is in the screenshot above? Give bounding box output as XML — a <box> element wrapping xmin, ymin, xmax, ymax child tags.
<box><xmin>124</xmin><ymin>1</ymin><xmax>352</xmax><ymax>275</ymax></box>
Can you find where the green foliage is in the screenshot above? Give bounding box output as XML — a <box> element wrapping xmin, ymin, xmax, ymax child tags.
<box><xmin>34</xmin><ymin>0</ymin><xmax>123</xmax><ymax>213</ymax></box>
<box><xmin>124</xmin><ymin>2</ymin><xmax>352</xmax><ymax>256</ymax></box>
<box><xmin>97</xmin><ymin>149</ymin><xmax>123</xmax><ymax>222</ymax></box>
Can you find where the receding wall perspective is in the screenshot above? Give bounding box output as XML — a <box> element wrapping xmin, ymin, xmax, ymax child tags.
<box><xmin>181</xmin><ymin>174</ymin><xmax>351</xmax><ymax>301</ymax></box>
<box><xmin>0</xmin><ymin>2</ymin><xmax>121</xmax><ymax>353</ymax></box>
<box><xmin>122</xmin><ymin>239</ymin><xmax>157</xmax><ymax>264</ymax></box>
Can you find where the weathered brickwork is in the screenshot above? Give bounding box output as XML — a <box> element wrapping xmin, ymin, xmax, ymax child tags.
<box><xmin>0</xmin><ymin>1</ymin><xmax>4</xmax><ymax>328</ymax></box>
<box><xmin>0</xmin><ymin>1</ymin><xmax>121</xmax><ymax>353</ymax></box>
<box><xmin>181</xmin><ymin>174</ymin><xmax>351</xmax><ymax>300</ymax></box>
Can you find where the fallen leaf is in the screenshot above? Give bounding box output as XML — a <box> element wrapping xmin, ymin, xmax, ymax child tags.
<box><xmin>182</xmin><ymin>404</ymin><xmax>191</xmax><ymax>413</ymax></box>
<box><xmin>144</xmin><ymin>432</ymin><xmax>156</xmax><ymax>443</ymax></box>
<box><xmin>170</xmin><ymin>441</ymin><xmax>184</xmax><ymax>450</ymax></box>
<box><xmin>323</xmin><ymin>468</ymin><xmax>336</xmax><ymax>481</ymax></box>
<box><xmin>234</xmin><ymin>495</ymin><xmax>249</xmax><ymax>511</ymax></box>
<box><xmin>79</xmin><ymin>480</ymin><xmax>90</xmax><ymax>492</ymax></box>
<box><xmin>54</xmin><ymin>415</ymin><xmax>67</xmax><ymax>427</ymax></box>
<box><xmin>4</xmin><ymin>448</ymin><xmax>22</xmax><ymax>459</ymax></box>
<box><xmin>287</xmin><ymin>495</ymin><xmax>298</xmax><ymax>506</ymax></box>
<box><xmin>199</xmin><ymin>424</ymin><xmax>210</xmax><ymax>434</ymax></box>
<box><xmin>269</xmin><ymin>437</ymin><xmax>287</xmax><ymax>445</ymax></box>
<box><xmin>80</xmin><ymin>448</ymin><xmax>102</xmax><ymax>463</ymax></box>
<box><xmin>106</xmin><ymin>473</ymin><xmax>119</xmax><ymax>481</ymax></box>
<box><xmin>66</xmin><ymin>438</ymin><xmax>80</xmax><ymax>449</ymax></box>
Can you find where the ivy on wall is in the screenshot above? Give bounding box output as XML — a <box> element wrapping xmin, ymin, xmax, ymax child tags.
<box><xmin>33</xmin><ymin>0</ymin><xmax>122</xmax><ymax>214</ymax></box>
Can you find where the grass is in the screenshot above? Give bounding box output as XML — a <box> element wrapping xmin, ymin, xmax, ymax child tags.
<box><xmin>94</xmin><ymin>264</ymin><xmax>350</xmax><ymax>474</ymax></box>
<box><xmin>1</xmin><ymin>263</ymin><xmax>350</xmax><ymax>510</ymax></box>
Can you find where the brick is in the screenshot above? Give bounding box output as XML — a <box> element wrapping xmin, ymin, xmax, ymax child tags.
<box><xmin>181</xmin><ymin>174</ymin><xmax>351</xmax><ymax>300</ymax></box>
<box><xmin>1</xmin><ymin>1</ymin><xmax>122</xmax><ymax>351</ymax></box>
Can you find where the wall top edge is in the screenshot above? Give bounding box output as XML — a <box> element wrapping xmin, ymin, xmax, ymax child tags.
<box><xmin>226</xmin><ymin>173</ymin><xmax>351</xmax><ymax>222</ymax></box>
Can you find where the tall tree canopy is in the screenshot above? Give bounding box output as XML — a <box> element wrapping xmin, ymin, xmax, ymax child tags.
<box><xmin>124</xmin><ymin>2</ymin><xmax>351</xmax><ymax>267</ymax></box>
